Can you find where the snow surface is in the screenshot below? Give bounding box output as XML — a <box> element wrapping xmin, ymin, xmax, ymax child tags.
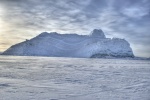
<box><xmin>0</xmin><ymin>56</ymin><xmax>150</xmax><ymax>100</ymax></box>
<box><xmin>2</xmin><ymin>29</ymin><xmax>134</xmax><ymax>58</ymax></box>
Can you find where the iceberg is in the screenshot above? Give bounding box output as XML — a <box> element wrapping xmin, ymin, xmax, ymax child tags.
<box><xmin>2</xmin><ymin>29</ymin><xmax>134</xmax><ymax>58</ymax></box>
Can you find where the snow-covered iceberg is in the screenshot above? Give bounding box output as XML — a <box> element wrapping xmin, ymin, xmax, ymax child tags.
<box><xmin>2</xmin><ymin>29</ymin><xmax>134</xmax><ymax>58</ymax></box>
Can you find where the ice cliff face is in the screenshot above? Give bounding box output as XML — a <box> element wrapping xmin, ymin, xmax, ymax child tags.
<box><xmin>2</xmin><ymin>29</ymin><xmax>134</xmax><ymax>58</ymax></box>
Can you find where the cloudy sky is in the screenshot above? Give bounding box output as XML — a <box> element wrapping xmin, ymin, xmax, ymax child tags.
<box><xmin>0</xmin><ymin>0</ymin><xmax>150</xmax><ymax>57</ymax></box>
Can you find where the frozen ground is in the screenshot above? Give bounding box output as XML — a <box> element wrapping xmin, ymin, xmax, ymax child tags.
<box><xmin>0</xmin><ymin>56</ymin><xmax>150</xmax><ymax>100</ymax></box>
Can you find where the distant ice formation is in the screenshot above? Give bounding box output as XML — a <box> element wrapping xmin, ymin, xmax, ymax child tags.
<box><xmin>2</xmin><ymin>29</ymin><xmax>134</xmax><ymax>58</ymax></box>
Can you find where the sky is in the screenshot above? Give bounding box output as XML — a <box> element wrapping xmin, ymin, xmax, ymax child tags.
<box><xmin>0</xmin><ymin>0</ymin><xmax>150</xmax><ymax>57</ymax></box>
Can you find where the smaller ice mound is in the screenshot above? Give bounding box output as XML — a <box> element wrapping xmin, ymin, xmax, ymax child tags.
<box><xmin>2</xmin><ymin>29</ymin><xmax>134</xmax><ymax>58</ymax></box>
<box><xmin>90</xmin><ymin>29</ymin><xmax>106</xmax><ymax>38</ymax></box>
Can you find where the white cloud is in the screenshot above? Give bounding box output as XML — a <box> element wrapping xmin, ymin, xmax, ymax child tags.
<box><xmin>122</xmin><ymin>6</ymin><xmax>149</xmax><ymax>18</ymax></box>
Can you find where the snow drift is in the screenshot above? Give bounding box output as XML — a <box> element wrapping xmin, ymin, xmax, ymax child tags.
<box><xmin>2</xmin><ymin>29</ymin><xmax>134</xmax><ymax>58</ymax></box>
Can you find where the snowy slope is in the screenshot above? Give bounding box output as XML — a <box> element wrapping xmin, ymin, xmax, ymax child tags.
<box><xmin>0</xmin><ymin>56</ymin><xmax>150</xmax><ymax>100</ymax></box>
<box><xmin>2</xmin><ymin>29</ymin><xmax>134</xmax><ymax>58</ymax></box>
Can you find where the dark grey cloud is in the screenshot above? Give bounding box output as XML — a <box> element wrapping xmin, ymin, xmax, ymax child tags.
<box><xmin>0</xmin><ymin>0</ymin><xmax>150</xmax><ymax>57</ymax></box>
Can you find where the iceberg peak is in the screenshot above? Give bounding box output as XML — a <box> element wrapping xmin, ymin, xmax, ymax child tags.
<box><xmin>90</xmin><ymin>29</ymin><xmax>106</xmax><ymax>38</ymax></box>
<box><xmin>38</xmin><ymin>32</ymin><xmax>49</xmax><ymax>37</ymax></box>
